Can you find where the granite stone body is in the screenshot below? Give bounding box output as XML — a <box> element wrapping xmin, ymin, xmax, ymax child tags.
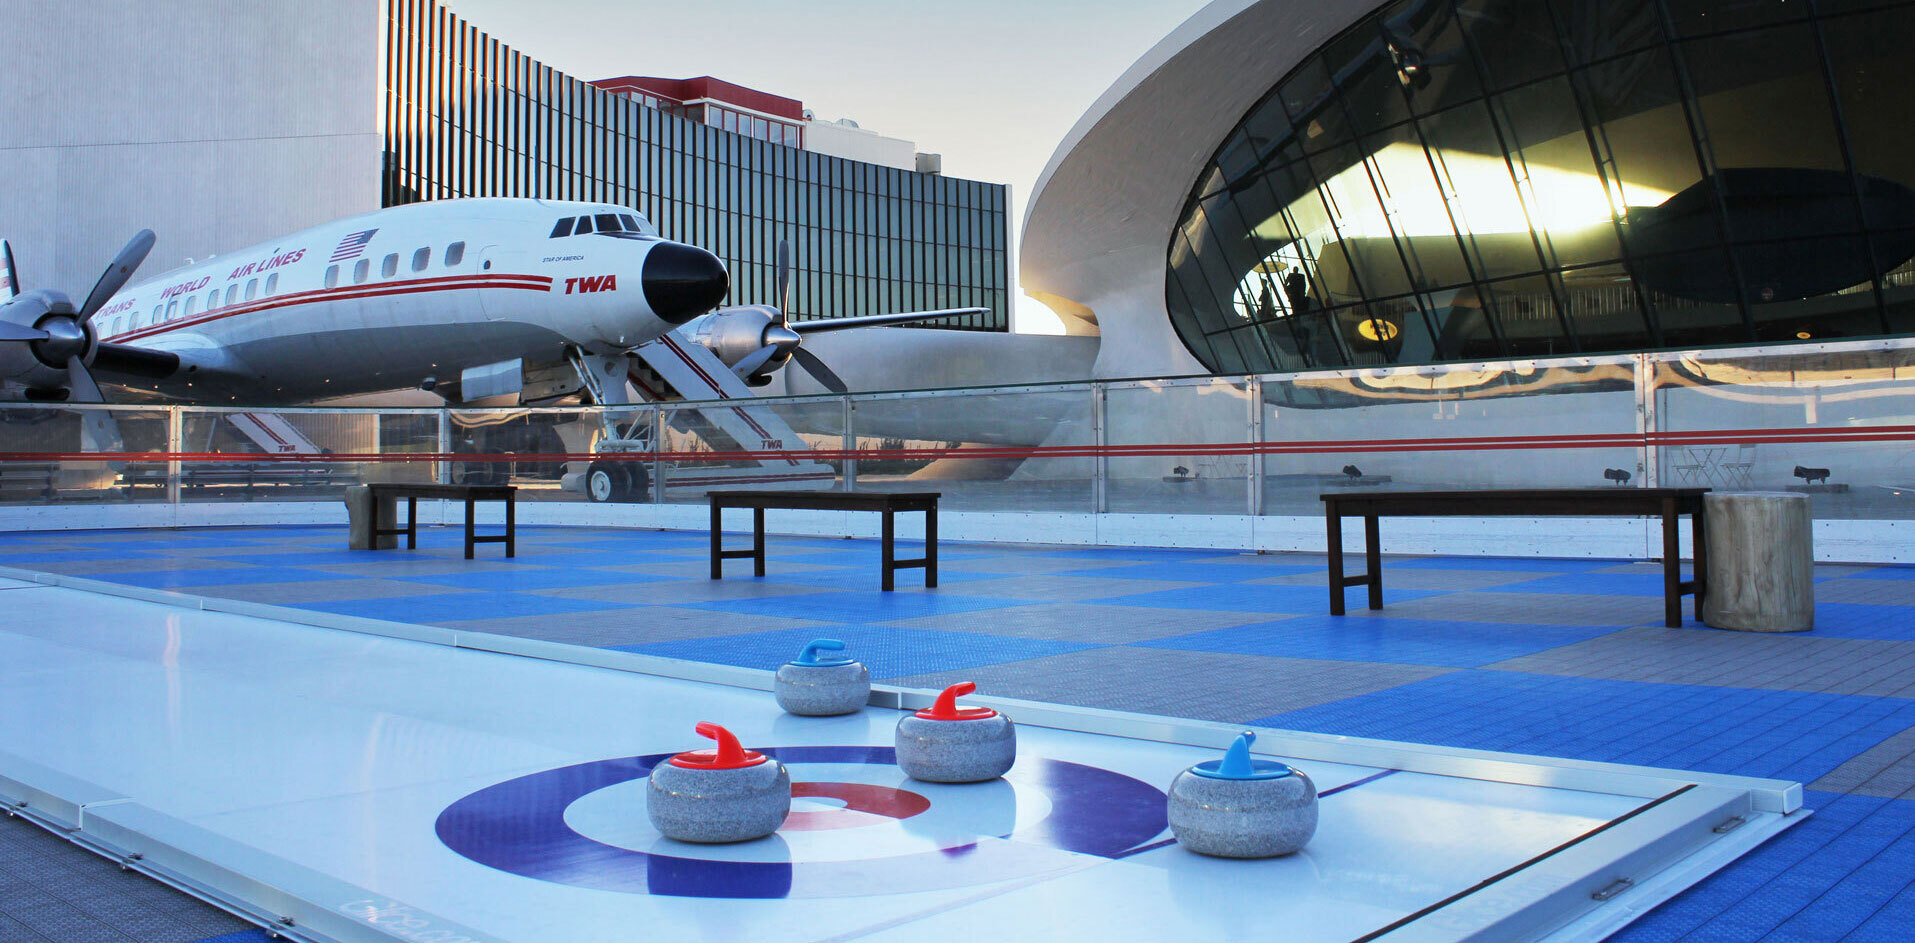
<box><xmin>1702</xmin><ymin>491</ymin><xmax>1815</xmax><ymax>632</ymax></box>
<box><xmin>1167</xmin><ymin>767</ymin><xmax>1318</xmax><ymax>858</ymax></box>
<box><xmin>647</xmin><ymin>759</ymin><xmax>792</xmax><ymax>843</ymax></box>
<box><xmin>895</xmin><ymin>713</ymin><xmax>1017</xmax><ymax>783</ymax></box>
<box><xmin>775</xmin><ymin>661</ymin><xmax>871</xmax><ymax>716</ymax></box>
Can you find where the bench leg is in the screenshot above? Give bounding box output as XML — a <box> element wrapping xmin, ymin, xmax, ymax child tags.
<box><xmin>1364</xmin><ymin>513</ymin><xmax>1383</xmax><ymax>611</ymax></box>
<box><xmin>465</xmin><ymin>498</ymin><xmax>476</xmax><ymax>560</ymax></box>
<box><xmin>505</xmin><ymin>492</ymin><xmax>516</xmax><ymax>559</ymax></box>
<box><xmin>406</xmin><ymin>497</ymin><xmax>418</xmax><ymax>549</ymax></box>
<box><xmin>1691</xmin><ymin>503</ymin><xmax>1706</xmax><ymax>617</ymax></box>
<box><xmin>1661</xmin><ymin>498</ymin><xmax>1681</xmax><ymax>627</ymax></box>
<box><xmin>710</xmin><ymin>502</ymin><xmax>723</xmax><ymax>579</ymax></box>
<box><xmin>1327</xmin><ymin>508</ymin><xmax>1345</xmax><ymax>616</ymax></box>
<box><xmin>924</xmin><ymin>505</ymin><xmax>938</xmax><ymax>589</ymax></box>
<box><xmin>882</xmin><ymin>509</ymin><xmax>896</xmax><ymax>592</ymax></box>
<box><xmin>753</xmin><ymin>507</ymin><xmax>766</xmax><ymax>578</ymax></box>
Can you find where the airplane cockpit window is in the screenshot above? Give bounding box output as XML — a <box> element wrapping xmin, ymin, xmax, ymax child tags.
<box><xmin>594</xmin><ymin>214</ymin><xmax>622</xmax><ymax>233</ymax></box>
<box><xmin>412</xmin><ymin>247</ymin><xmax>430</xmax><ymax>272</ymax></box>
<box><xmin>618</xmin><ymin>214</ymin><xmax>652</xmax><ymax>235</ymax></box>
<box><xmin>353</xmin><ymin>259</ymin><xmax>370</xmax><ymax>284</ymax></box>
<box><xmin>325</xmin><ymin>265</ymin><xmax>340</xmax><ymax>289</ymax></box>
<box><xmin>382</xmin><ymin>253</ymin><xmax>399</xmax><ymax>278</ymax></box>
<box><xmin>574</xmin><ymin>215</ymin><xmax>594</xmax><ymax>235</ymax></box>
<box><xmin>550</xmin><ymin>218</ymin><xmax>574</xmax><ymax>238</ymax></box>
<box><xmin>245</xmin><ymin>279</ymin><xmax>258</xmax><ymax>301</ymax></box>
<box><xmin>265</xmin><ymin>273</ymin><xmax>279</xmax><ymax>295</ymax></box>
<box><xmin>445</xmin><ymin>242</ymin><xmax>466</xmax><ymax>266</ymax></box>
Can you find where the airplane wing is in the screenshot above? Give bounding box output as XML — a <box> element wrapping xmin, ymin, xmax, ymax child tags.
<box><xmin>787</xmin><ymin>307</ymin><xmax>988</xmax><ymax>333</ymax></box>
<box><xmin>86</xmin><ymin>336</ymin><xmax>260</xmax><ymax>402</ymax></box>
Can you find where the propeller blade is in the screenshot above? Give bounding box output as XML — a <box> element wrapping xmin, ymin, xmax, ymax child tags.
<box><xmin>65</xmin><ymin>354</ymin><xmax>105</xmax><ymax>403</ymax></box>
<box><xmin>0</xmin><ymin>320</ymin><xmax>49</xmax><ymax>342</ymax></box>
<box><xmin>787</xmin><ymin>307</ymin><xmax>991</xmax><ymax>334</ymax></box>
<box><xmin>77</xmin><ymin>229</ymin><xmax>156</xmax><ymax>323</ymax></box>
<box><xmin>1</xmin><ymin>239</ymin><xmax>17</xmax><ymax>300</ymax></box>
<box><xmin>729</xmin><ymin>344</ymin><xmax>782</xmax><ymax>380</ymax></box>
<box><xmin>775</xmin><ymin>239</ymin><xmax>792</xmax><ymax>316</ymax></box>
<box><xmin>791</xmin><ymin>346</ymin><xmax>847</xmax><ymax>394</ymax></box>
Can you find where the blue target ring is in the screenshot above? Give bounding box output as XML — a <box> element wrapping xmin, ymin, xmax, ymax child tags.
<box><xmin>435</xmin><ymin>746</ymin><xmax>1168</xmax><ymax>899</ymax></box>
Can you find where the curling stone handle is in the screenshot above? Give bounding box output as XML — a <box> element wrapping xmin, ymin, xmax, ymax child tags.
<box><xmin>797</xmin><ymin>638</ymin><xmax>848</xmax><ymax>664</ymax></box>
<box><xmin>929</xmin><ymin>682</ymin><xmax>977</xmax><ymax>718</ymax></box>
<box><xmin>694</xmin><ymin>722</ymin><xmax>748</xmax><ymax>767</ymax></box>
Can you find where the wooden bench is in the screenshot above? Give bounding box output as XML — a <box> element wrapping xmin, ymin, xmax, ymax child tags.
<box><xmin>367</xmin><ymin>483</ymin><xmax>516</xmax><ymax>559</ymax></box>
<box><xmin>1322</xmin><ymin>488</ymin><xmax>1709</xmax><ymax>627</ymax></box>
<box><xmin>709</xmin><ymin>491</ymin><xmax>939</xmax><ymax>591</ymax></box>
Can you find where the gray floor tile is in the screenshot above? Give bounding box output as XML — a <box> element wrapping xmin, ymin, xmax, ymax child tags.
<box><xmin>1489</xmin><ymin>627</ymin><xmax>1915</xmax><ymax>698</ymax></box>
<box><xmin>0</xmin><ymin>814</ymin><xmax>249</xmax><ymax>943</ymax></box>
<box><xmin>5</xmin><ymin>557</ymin><xmax>241</xmax><ymax>575</ymax></box>
<box><xmin>1350</xmin><ymin>591</ymin><xmax>1676</xmax><ymax>626</ymax></box>
<box><xmin>878</xmin><ymin>602</ymin><xmax>1279</xmax><ymax>643</ymax></box>
<box><xmin>192</xmin><ymin>579</ymin><xmax>478</xmax><ymax>605</ymax></box>
<box><xmin>534</xmin><ymin>579</ymin><xmax>840</xmax><ymax>605</ymax></box>
<box><xmin>1814</xmin><ymin>577</ymin><xmax>1915</xmax><ymax>607</ymax></box>
<box><xmin>1809</xmin><ymin>723</ymin><xmax>1915</xmax><ymax>798</ymax></box>
<box><xmin>1252</xmin><ymin>568</ymin><xmax>1552</xmax><ymax>592</ymax></box>
<box><xmin>596</xmin><ymin>559</ymin><xmax>840</xmax><ymax>579</ymax></box>
<box><xmin>884</xmin><ymin>646</ymin><xmax>1451</xmax><ymax>722</ymax></box>
<box><xmin>310</xmin><ymin>558</ymin><xmax>535</xmax><ymax>576</ymax></box>
<box><xmin>936</xmin><ymin>555</ymin><xmax>1144</xmax><ymax>574</ymax></box>
<box><xmin>436</xmin><ymin>605</ymin><xmax>834</xmax><ymax>645</ymax></box>
<box><xmin>922</xmin><ymin>574</ymin><xmax>1206</xmax><ymax>602</ymax></box>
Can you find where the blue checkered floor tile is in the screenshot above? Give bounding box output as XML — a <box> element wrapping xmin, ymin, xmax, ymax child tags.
<box><xmin>4</xmin><ymin>524</ymin><xmax>1915</xmax><ymax>942</ymax></box>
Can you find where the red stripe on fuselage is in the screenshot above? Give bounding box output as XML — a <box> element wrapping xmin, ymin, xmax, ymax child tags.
<box><xmin>104</xmin><ymin>274</ymin><xmax>554</xmax><ymax>344</ymax></box>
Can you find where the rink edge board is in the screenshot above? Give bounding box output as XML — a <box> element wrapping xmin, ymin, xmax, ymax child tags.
<box><xmin>2</xmin><ymin>571</ymin><xmax>1812</xmax><ymax>942</ymax></box>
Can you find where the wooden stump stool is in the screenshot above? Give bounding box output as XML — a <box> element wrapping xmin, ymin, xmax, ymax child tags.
<box><xmin>1702</xmin><ymin>492</ymin><xmax>1813</xmax><ymax>632</ymax></box>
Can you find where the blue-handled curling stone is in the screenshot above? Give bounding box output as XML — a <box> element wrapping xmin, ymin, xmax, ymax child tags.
<box><xmin>647</xmin><ymin>722</ymin><xmax>791</xmax><ymax>843</ymax></box>
<box><xmin>894</xmin><ymin>682</ymin><xmax>1016</xmax><ymax>783</ymax></box>
<box><xmin>774</xmin><ymin>638</ymin><xmax>871</xmax><ymax>716</ymax></box>
<box><xmin>1167</xmin><ymin>731</ymin><xmax>1317</xmax><ymax>858</ymax></box>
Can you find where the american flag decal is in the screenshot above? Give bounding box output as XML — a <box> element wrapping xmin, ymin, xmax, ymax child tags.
<box><xmin>329</xmin><ymin>228</ymin><xmax>378</xmax><ymax>263</ymax></box>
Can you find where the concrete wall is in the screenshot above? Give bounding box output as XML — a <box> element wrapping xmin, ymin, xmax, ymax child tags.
<box><xmin>0</xmin><ymin>0</ymin><xmax>384</xmax><ymax>293</ymax></box>
<box><xmin>756</xmin><ymin>328</ymin><xmax>1099</xmax><ymax>397</ymax></box>
<box><xmin>803</xmin><ymin>119</ymin><xmax>919</xmax><ymax>172</ymax></box>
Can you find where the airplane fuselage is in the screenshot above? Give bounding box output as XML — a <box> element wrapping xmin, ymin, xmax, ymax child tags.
<box><xmin>88</xmin><ymin>198</ymin><xmax>721</xmax><ymax>404</ymax></box>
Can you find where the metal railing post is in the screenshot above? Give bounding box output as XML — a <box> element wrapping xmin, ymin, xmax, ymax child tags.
<box><xmin>1092</xmin><ymin>384</ymin><xmax>1108</xmax><ymax>514</ymax></box>
<box><xmin>166</xmin><ymin>407</ymin><xmax>182</xmax><ymax>505</ymax></box>
<box><xmin>842</xmin><ymin>395</ymin><xmax>857</xmax><ymax>493</ymax></box>
<box><xmin>1636</xmin><ymin>353</ymin><xmax>1658</xmax><ymax>488</ymax></box>
<box><xmin>650</xmin><ymin>406</ymin><xmax>665</xmax><ymax>503</ymax></box>
<box><xmin>1248</xmin><ymin>377</ymin><xmax>1264</xmax><ymax>516</ymax></box>
<box><xmin>437</xmin><ymin>410</ymin><xmax>452</xmax><ymax>485</ymax></box>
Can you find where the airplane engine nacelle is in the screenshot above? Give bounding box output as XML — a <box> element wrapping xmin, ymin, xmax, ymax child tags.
<box><xmin>686</xmin><ymin>305</ymin><xmax>798</xmax><ymax>384</ymax></box>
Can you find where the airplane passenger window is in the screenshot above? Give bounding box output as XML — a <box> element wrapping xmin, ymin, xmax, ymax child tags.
<box><xmin>325</xmin><ymin>265</ymin><xmax>340</xmax><ymax>289</ymax></box>
<box><xmin>265</xmin><ymin>273</ymin><xmax>279</xmax><ymax>295</ymax></box>
<box><xmin>353</xmin><ymin>259</ymin><xmax>370</xmax><ymax>284</ymax></box>
<box><xmin>207</xmin><ymin>290</ymin><xmax>219</xmax><ymax>310</ymax></box>
<box><xmin>445</xmin><ymin>242</ymin><xmax>465</xmax><ymax>266</ymax></box>
<box><xmin>151</xmin><ymin>305</ymin><xmax>161</xmax><ymax>322</ymax></box>
<box><xmin>185</xmin><ymin>297</ymin><xmax>197</xmax><ymax>317</ymax></box>
<box><xmin>550</xmin><ymin>218</ymin><xmax>574</xmax><ymax>238</ymax></box>
<box><xmin>165</xmin><ymin>300</ymin><xmax>177</xmax><ymax>320</ymax></box>
<box><xmin>382</xmin><ymin>253</ymin><xmax>398</xmax><ymax>278</ymax></box>
<box><xmin>595</xmin><ymin>214</ymin><xmax>621</xmax><ymax>233</ymax></box>
<box><xmin>225</xmin><ymin>285</ymin><xmax>237</xmax><ymax>306</ymax></box>
<box><xmin>574</xmin><ymin>215</ymin><xmax>594</xmax><ymax>235</ymax></box>
<box><xmin>412</xmin><ymin>247</ymin><xmax>430</xmax><ymax>272</ymax></box>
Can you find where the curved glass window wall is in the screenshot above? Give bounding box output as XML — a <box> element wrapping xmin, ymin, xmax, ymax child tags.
<box><xmin>1168</xmin><ymin>0</ymin><xmax>1915</xmax><ymax>374</ymax></box>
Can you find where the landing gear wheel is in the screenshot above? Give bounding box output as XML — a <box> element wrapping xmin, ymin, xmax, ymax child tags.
<box><xmin>586</xmin><ymin>462</ymin><xmax>618</xmax><ymax>503</ymax></box>
<box><xmin>624</xmin><ymin>464</ymin><xmax>651</xmax><ymax>503</ymax></box>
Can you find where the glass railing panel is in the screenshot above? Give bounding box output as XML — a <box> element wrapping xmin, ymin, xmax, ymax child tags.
<box><xmin>1105</xmin><ymin>378</ymin><xmax>1253</xmax><ymax>515</ymax></box>
<box><xmin>1651</xmin><ymin>343</ymin><xmax>1915</xmax><ymax>520</ymax></box>
<box><xmin>656</xmin><ymin>397</ymin><xmax>844</xmax><ymax>504</ymax></box>
<box><xmin>173</xmin><ymin>407</ymin><xmax>400</xmax><ymax>502</ymax></box>
<box><xmin>1258</xmin><ymin>357</ymin><xmax>1642</xmax><ymax>515</ymax></box>
<box><xmin>847</xmin><ymin>386</ymin><xmax>1094</xmax><ymax>512</ymax></box>
<box><xmin>446</xmin><ymin>407</ymin><xmax>624</xmax><ymax>503</ymax></box>
<box><xmin>0</xmin><ymin>404</ymin><xmax>172</xmax><ymax>505</ymax></box>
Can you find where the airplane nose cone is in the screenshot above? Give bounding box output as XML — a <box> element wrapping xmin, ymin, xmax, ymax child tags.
<box><xmin>642</xmin><ymin>243</ymin><xmax>729</xmax><ymax>324</ymax></box>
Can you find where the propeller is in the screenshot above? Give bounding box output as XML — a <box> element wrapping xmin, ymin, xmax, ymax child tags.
<box><xmin>709</xmin><ymin>238</ymin><xmax>988</xmax><ymax>392</ymax></box>
<box><xmin>0</xmin><ymin>230</ymin><xmax>156</xmax><ymax>404</ymax></box>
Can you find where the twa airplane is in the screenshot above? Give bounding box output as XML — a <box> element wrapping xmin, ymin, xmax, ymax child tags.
<box><xmin>0</xmin><ymin>198</ymin><xmax>982</xmax><ymax>499</ymax></box>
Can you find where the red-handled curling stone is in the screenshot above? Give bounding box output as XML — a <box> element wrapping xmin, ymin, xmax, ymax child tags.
<box><xmin>647</xmin><ymin>722</ymin><xmax>790</xmax><ymax>843</ymax></box>
<box><xmin>895</xmin><ymin>682</ymin><xmax>1016</xmax><ymax>783</ymax></box>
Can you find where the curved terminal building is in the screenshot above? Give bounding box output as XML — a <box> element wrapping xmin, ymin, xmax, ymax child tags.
<box><xmin>1024</xmin><ymin>0</ymin><xmax>1915</xmax><ymax>378</ymax></box>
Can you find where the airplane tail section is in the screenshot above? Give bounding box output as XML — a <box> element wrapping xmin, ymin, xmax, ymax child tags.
<box><xmin>1</xmin><ymin>240</ymin><xmax>17</xmax><ymax>300</ymax></box>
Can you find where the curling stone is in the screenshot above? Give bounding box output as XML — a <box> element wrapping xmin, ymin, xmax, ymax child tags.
<box><xmin>894</xmin><ymin>682</ymin><xmax>1015</xmax><ymax>783</ymax></box>
<box><xmin>1167</xmin><ymin>731</ymin><xmax>1316</xmax><ymax>858</ymax></box>
<box><xmin>775</xmin><ymin>638</ymin><xmax>871</xmax><ymax>716</ymax></box>
<box><xmin>647</xmin><ymin>722</ymin><xmax>790</xmax><ymax>843</ymax></box>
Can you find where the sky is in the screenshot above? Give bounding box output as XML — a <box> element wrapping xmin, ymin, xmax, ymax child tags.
<box><xmin>445</xmin><ymin>0</ymin><xmax>1213</xmax><ymax>332</ymax></box>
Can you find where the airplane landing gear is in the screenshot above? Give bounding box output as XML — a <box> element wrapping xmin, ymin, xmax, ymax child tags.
<box><xmin>585</xmin><ymin>461</ymin><xmax>650</xmax><ymax>503</ymax></box>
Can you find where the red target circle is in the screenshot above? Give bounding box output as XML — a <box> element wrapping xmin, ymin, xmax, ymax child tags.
<box><xmin>783</xmin><ymin>782</ymin><xmax>931</xmax><ymax>831</ymax></box>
